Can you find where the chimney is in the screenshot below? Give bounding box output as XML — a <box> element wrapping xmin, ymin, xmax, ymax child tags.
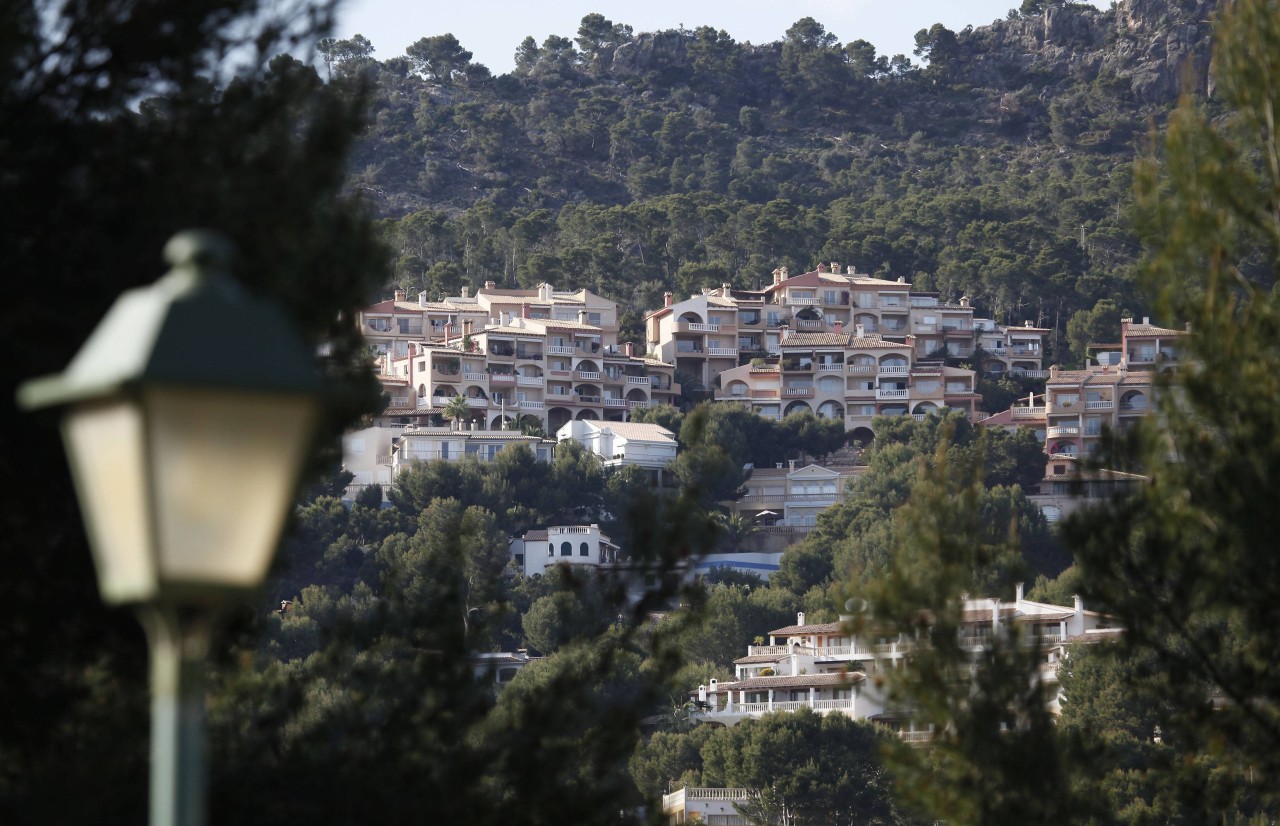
<box><xmin>579</xmin><ymin>309</ymin><xmax>589</xmax><ymax>325</ymax></box>
<box><xmin>775</xmin><ymin>463</ymin><xmax>783</xmax><ymax>469</ymax></box>
<box><xmin>960</xmin><ymin>295</ymin><xmax>970</xmax><ymax>308</ymax></box>
<box><xmin>485</xmin><ymin>280</ymin><xmax>496</xmax><ymax>290</ymax></box>
<box><xmin>394</xmin><ymin>288</ymin><xmax>406</xmax><ymax>302</ymax></box>
<box><xmin>897</xmin><ymin>276</ymin><xmax>906</xmax><ymax>284</ymax></box>
<box><xmin>846</xmin><ymin>265</ymin><xmax>856</xmax><ymax>275</ymax></box>
<box><xmin>1073</xmin><ymin>594</ymin><xmax>1083</xmax><ymax>616</ymax></box>
<box><xmin>625</xmin><ymin>342</ymin><xmax>634</xmax><ymax>357</ymax></box>
<box><xmin>817</xmin><ymin>263</ymin><xmax>828</xmax><ymax>273</ymax></box>
<box><xmin>663</xmin><ymin>292</ymin><xmax>673</xmax><ymax>308</ymax></box>
<box><xmin>444</xmin><ymin>321</ymin><xmax>453</xmax><ymax>341</ymax></box>
<box><xmin>992</xmin><ymin>599</ymin><xmax>1001</xmax><ymax>632</ymax></box>
<box><xmin>461</xmin><ymin>286</ymin><xmax>470</xmax><ymax>299</ymax></box>
<box><xmin>772</xmin><ymin>268</ymin><xmax>782</xmax><ymax>286</ymax></box>
<box><xmin>797</xmin><ymin>611</ymin><xmax>806</xmax><ymax>626</ymax></box>
<box><xmin>834</xmin><ymin>320</ymin><xmax>843</xmax><ymax>332</ymax></box>
<box><xmin>1025</xmin><ymin>320</ymin><xmax>1033</xmax><ymax>327</ymax></box>
<box><xmin>779</xmin><ymin>266</ymin><xmax>789</xmax><ymax>279</ymax></box>
<box><xmin>1049</xmin><ymin>365</ymin><xmax>1058</xmax><ymax>379</ymax></box>
<box><xmin>1015</xmin><ymin>582</ymin><xmax>1024</xmax><ymax>602</ymax></box>
<box><xmin>788</xmin><ymin>459</ymin><xmax>795</xmax><ymax>471</ymax></box>
<box><xmin>1142</xmin><ymin>317</ymin><xmax>1150</xmax><ymax>325</ymax></box>
<box><xmin>419</xmin><ymin>291</ymin><xmax>429</xmax><ymax>307</ymax></box>
<box><xmin>855</xmin><ymin>323</ymin><xmax>865</xmax><ymax>338</ymax></box>
<box><xmin>721</xmin><ymin>282</ymin><xmax>732</xmax><ymax>295</ymax></box>
<box><xmin>780</xmin><ymin>324</ymin><xmax>790</xmax><ymax>341</ymax></box>
<box><xmin>463</xmin><ymin>319</ymin><xmax>473</xmax><ymax>336</ymax></box>
<box><xmin>830</xmin><ymin>262</ymin><xmax>840</xmax><ymax>273</ymax></box>
<box><xmin>521</xmin><ymin>302</ymin><xmax>529</xmax><ymax>318</ymax></box>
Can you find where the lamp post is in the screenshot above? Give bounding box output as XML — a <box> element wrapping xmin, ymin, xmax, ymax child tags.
<box><xmin>17</xmin><ymin>230</ymin><xmax>322</xmax><ymax>826</ymax></box>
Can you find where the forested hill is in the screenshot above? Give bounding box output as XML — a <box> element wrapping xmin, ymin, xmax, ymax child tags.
<box><xmin>331</xmin><ymin>0</ymin><xmax>1217</xmax><ymax>357</ymax></box>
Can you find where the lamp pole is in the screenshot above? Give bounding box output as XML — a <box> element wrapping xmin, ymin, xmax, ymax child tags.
<box><xmin>17</xmin><ymin>230</ymin><xmax>322</xmax><ymax>826</ymax></box>
<box><xmin>143</xmin><ymin>606</ymin><xmax>211</xmax><ymax>826</ymax></box>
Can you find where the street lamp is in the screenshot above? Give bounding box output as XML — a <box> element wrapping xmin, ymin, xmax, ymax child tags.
<box><xmin>17</xmin><ymin>230</ymin><xmax>322</xmax><ymax>826</ymax></box>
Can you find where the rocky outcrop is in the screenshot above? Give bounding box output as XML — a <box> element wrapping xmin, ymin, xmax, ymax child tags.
<box><xmin>955</xmin><ymin>0</ymin><xmax>1215</xmax><ymax>104</ymax></box>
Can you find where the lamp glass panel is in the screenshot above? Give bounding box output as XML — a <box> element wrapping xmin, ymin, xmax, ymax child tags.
<box><xmin>146</xmin><ymin>387</ymin><xmax>317</xmax><ymax>589</ymax></box>
<box><xmin>63</xmin><ymin>400</ymin><xmax>157</xmax><ymax>604</ymax></box>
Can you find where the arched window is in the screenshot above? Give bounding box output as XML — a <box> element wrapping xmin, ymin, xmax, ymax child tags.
<box><xmin>560</xmin><ymin>541</ymin><xmax>572</xmax><ymax>557</ymax></box>
<box><xmin>580</xmin><ymin>542</ymin><xmax>589</xmax><ymax>557</ymax></box>
<box><xmin>548</xmin><ymin>543</ymin><xmax>554</xmax><ymax>557</ymax></box>
<box><xmin>418</xmin><ymin>384</ymin><xmax>427</xmax><ymax>398</ymax></box>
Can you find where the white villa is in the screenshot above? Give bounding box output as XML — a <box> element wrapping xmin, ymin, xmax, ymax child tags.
<box><xmin>691</xmin><ymin>585</ymin><xmax>1118</xmax><ymax>736</ymax></box>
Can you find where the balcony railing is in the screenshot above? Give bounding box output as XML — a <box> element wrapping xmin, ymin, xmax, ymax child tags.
<box><xmin>519</xmin><ymin>400</ymin><xmax>544</xmax><ymax>410</ymax></box>
<box><xmin>574</xmin><ymin>395</ymin><xmax>602</xmax><ymax>404</ymax></box>
<box><xmin>816</xmin><ymin>363</ymin><xmax>844</xmax><ymax>372</ymax></box>
<box><xmin>781</xmin><ymin>387</ymin><xmax>814</xmax><ymax>398</ymax></box>
<box><xmin>488</xmin><ymin>373</ymin><xmax>514</xmax><ymax>383</ymax></box>
<box><xmin>708</xmin><ymin>347</ymin><xmax>738</xmax><ymax>357</ymax></box>
<box><xmin>1085</xmin><ymin>400</ymin><xmax>1113</xmax><ymax>410</ymax></box>
<box><xmin>879</xmin><ymin>365</ymin><xmax>909</xmax><ymax>375</ymax></box>
<box><xmin>796</xmin><ymin>319</ymin><xmax>825</xmax><ymax>330</ymax></box>
<box><xmin>680</xmin><ymin>321</ymin><xmax>720</xmax><ymax>332</ymax></box>
<box><xmin>547</xmin><ymin>345</ymin><xmax>575</xmax><ymax>355</ymax></box>
<box><xmin>517</xmin><ymin>376</ymin><xmax>542</xmax><ymax>386</ymax></box>
<box><xmin>1012</xmin><ymin>406</ymin><xmax>1046</xmax><ymax>418</ymax></box>
<box><xmin>465</xmin><ymin>397</ymin><xmax>488</xmax><ymax>407</ymax></box>
<box><xmin>625</xmin><ymin>375</ymin><xmax>649</xmax><ymax>385</ymax></box>
<box><xmin>788</xmin><ymin>296</ymin><xmax>820</xmax><ymax>305</ymax></box>
<box><xmin>576</xmin><ymin>371</ymin><xmax>601</xmax><ymax>381</ymax></box>
<box><xmin>1010</xmin><ymin>369</ymin><xmax>1047</xmax><ymax>378</ymax></box>
<box><xmin>847</xmin><ymin>364</ymin><xmax>876</xmax><ymax>374</ymax></box>
<box><xmin>604</xmin><ymin>398</ymin><xmax>627</xmax><ymax>408</ymax></box>
<box><xmin>1047</xmin><ymin>425</ymin><xmax>1079</xmax><ymax>437</ymax></box>
<box><xmin>877</xmin><ymin>388</ymin><xmax>909</xmax><ymax>399</ymax></box>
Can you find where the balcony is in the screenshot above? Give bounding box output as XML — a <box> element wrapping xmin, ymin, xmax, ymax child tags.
<box><xmin>1085</xmin><ymin>400</ymin><xmax>1113</xmax><ymax>410</ymax></box>
<box><xmin>518</xmin><ymin>400</ymin><xmax>544</xmax><ymax>410</ymax></box>
<box><xmin>576</xmin><ymin>371</ymin><xmax>601</xmax><ymax>381</ymax></box>
<box><xmin>781</xmin><ymin>387</ymin><xmax>814</xmax><ymax>398</ymax></box>
<box><xmin>678</xmin><ymin>321</ymin><xmax>720</xmax><ymax>333</ymax></box>
<box><xmin>1012</xmin><ymin>406</ymin><xmax>1046</xmax><ymax>418</ymax></box>
<box><xmin>547</xmin><ymin>345</ymin><xmax>575</xmax><ymax>356</ymax></box>
<box><xmin>488</xmin><ymin>373</ymin><xmax>515</xmax><ymax>384</ymax></box>
<box><xmin>914</xmin><ymin>322</ymin><xmax>938</xmax><ymax>333</ymax></box>
<box><xmin>788</xmin><ymin>296</ymin><xmax>820</xmax><ymax>305</ymax></box>
<box><xmin>879</xmin><ymin>365</ymin><xmax>909</xmax><ymax>375</ymax></box>
<box><xmin>626</xmin><ymin>375</ymin><xmax>649</xmax><ymax>385</ymax></box>
<box><xmin>781</xmin><ymin>361</ymin><xmax>813</xmax><ymax>373</ymax></box>
<box><xmin>816</xmin><ymin>363</ymin><xmax>844</xmax><ymax>372</ymax></box>
<box><xmin>515</xmin><ymin>351</ymin><xmax>544</xmax><ymax>361</ymax></box>
<box><xmin>1010</xmin><ymin>369</ymin><xmax>1047</xmax><ymax>378</ymax></box>
<box><xmin>574</xmin><ymin>395</ymin><xmax>602</xmax><ymax>405</ymax></box>
<box><xmin>796</xmin><ymin>319</ymin><xmax>825</xmax><ymax>330</ymax></box>
<box><xmin>627</xmin><ymin>400</ymin><xmax>651</xmax><ymax>410</ymax></box>
<box><xmin>517</xmin><ymin>375</ymin><xmax>543</xmax><ymax>386</ymax></box>
<box><xmin>847</xmin><ymin>364</ymin><xmax>876</xmax><ymax>375</ymax></box>
<box><xmin>708</xmin><ymin>347</ymin><xmax>738</xmax><ymax>357</ymax></box>
<box><xmin>465</xmin><ymin>397</ymin><xmax>488</xmax><ymax>408</ymax></box>
<box><xmin>604</xmin><ymin>398</ymin><xmax>627</xmax><ymax>408</ymax></box>
<box><xmin>877</xmin><ymin>388</ymin><xmax>909</xmax><ymax>399</ymax></box>
<box><xmin>1047</xmin><ymin>425</ymin><xmax>1079</xmax><ymax>438</ymax></box>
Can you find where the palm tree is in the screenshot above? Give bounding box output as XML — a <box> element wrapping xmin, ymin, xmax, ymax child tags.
<box><xmin>711</xmin><ymin>510</ymin><xmax>761</xmax><ymax>552</ymax></box>
<box><xmin>443</xmin><ymin>394</ymin><xmax>470</xmax><ymax>429</ymax></box>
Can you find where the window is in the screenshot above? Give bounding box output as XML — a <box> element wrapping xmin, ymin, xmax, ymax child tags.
<box><xmin>560</xmin><ymin>541</ymin><xmax>572</xmax><ymax>557</ymax></box>
<box><xmin>580</xmin><ymin>542</ymin><xmax>589</xmax><ymax>557</ymax></box>
<box><xmin>347</xmin><ymin>437</ymin><xmax>365</xmax><ymax>455</ymax></box>
<box><xmin>548</xmin><ymin>544</ymin><xmax>554</xmax><ymax>557</ymax></box>
<box><xmin>418</xmin><ymin>360</ymin><xmax>426</xmax><ymax>371</ymax></box>
<box><xmin>823</xmin><ymin>290</ymin><xmax>838</xmax><ymax>304</ymax></box>
<box><xmin>587</xmin><ymin>312</ymin><xmax>602</xmax><ymax>326</ymax></box>
<box><xmin>440</xmin><ymin>442</ymin><xmax>449</xmax><ymax>459</ymax></box>
<box><xmin>514</xmin><ymin>554</ymin><xmax>524</xmax><ymax>568</ymax></box>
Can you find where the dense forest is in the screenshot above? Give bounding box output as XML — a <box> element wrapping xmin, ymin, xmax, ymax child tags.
<box><xmin>327</xmin><ymin>0</ymin><xmax>1217</xmax><ymax>358</ymax></box>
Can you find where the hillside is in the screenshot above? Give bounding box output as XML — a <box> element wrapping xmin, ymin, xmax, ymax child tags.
<box><xmin>331</xmin><ymin>0</ymin><xmax>1219</xmax><ymax>360</ymax></box>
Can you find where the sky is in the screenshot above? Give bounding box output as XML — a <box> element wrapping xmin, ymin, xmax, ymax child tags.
<box><xmin>335</xmin><ymin>0</ymin><xmax>1112</xmax><ymax>75</ymax></box>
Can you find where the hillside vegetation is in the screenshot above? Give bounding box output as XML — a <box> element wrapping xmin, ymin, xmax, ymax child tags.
<box><xmin>331</xmin><ymin>0</ymin><xmax>1218</xmax><ymax>359</ymax></box>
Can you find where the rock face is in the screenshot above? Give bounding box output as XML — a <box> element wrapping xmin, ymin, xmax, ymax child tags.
<box><xmin>955</xmin><ymin>0</ymin><xmax>1215</xmax><ymax>103</ymax></box>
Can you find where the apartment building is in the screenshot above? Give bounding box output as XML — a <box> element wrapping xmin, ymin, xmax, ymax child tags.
<box><xmin>1010</xmin><ymin>317</ymin><xmax>1187</xmax><ymax>461</ymax></box>
<box><xmin>643</xmin><ymin>264</ymin><xmax>1043</xmax><ymax>433</ymax></box>
<box><xmin>662</xmin><ymin>787</ymin><xmax>749</xmax><ymax>826</ymax></box>
<box><xmin>358</xmin><ymin>282</ymin><xmax>680</xmax><ymax>434</ymax></box>
<box><xmin>691</xmin><ymin>585</ymin><xmax>1117</xmax><ymax>733</ymax></box>
<box><xmin>715</xmin><ymin>326</ymin><xmax>981</xmax><ymax>442</ymax></box>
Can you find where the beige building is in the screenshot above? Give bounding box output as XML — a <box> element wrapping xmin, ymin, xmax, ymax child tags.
<box><xmin>357</xmin><ymin>282</ymin><xmax>680</xmax><ymax>433</ymax></box>
<box><xmin>725</xmin><ymin>459</ymin><xmax>863</xmax><ymax>551</ymax></box>
<box><xmin>643</xmin><ymin>264</ymin><xmax>1044</xmax><ymax>434</ymax></box>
